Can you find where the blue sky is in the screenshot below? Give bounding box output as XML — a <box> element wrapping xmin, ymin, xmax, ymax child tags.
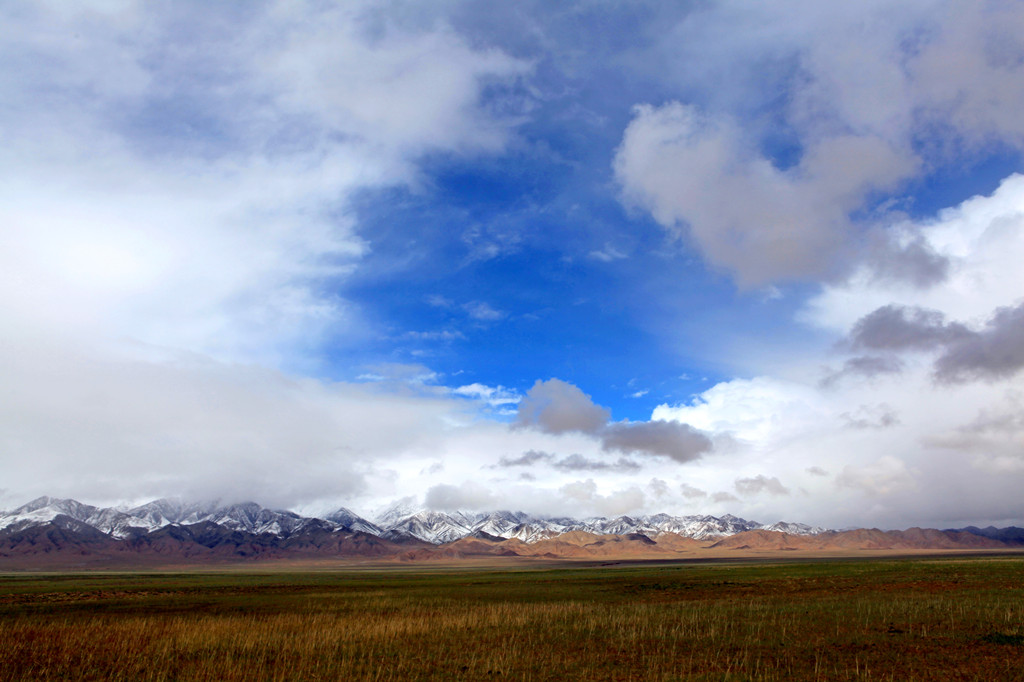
<box><xmin>2</xmin><ymin>1</ymin><xmax>1024</xmax><ymax>529</ymax></box>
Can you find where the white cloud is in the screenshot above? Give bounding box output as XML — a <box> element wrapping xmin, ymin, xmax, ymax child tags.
<box><xmin>0</xmin><ymin>1</ymin><xmax>530</xmax><ymax>368</ymax></box>
<box><xmin>558</xmin><ymin>479</ymin><xmax>646</xmax><ymax>517</ymax></box>
<box><xmin>463</xmin><ymin>301</ymin><xmax>507</xmax><ymax>321</ymax></box>
<box><xmin>804</xmin><ymin>174</ymin><xmax>1024</xmax><ymax>333</ymax></box>
<box><xmin>3</xmin><ymin>1</ymin><xmax>1023</xmax><ymax>532</ymax></box>
<box><xmin>602</xmin><ymin>420</ymin><xmax>712</xmax><ymax>463</ymax></box>
<box><xmin>0</xmin><ymin>1</ymin><xmax>544</xmax><ymax>513</ymax></box>
<box><xmin>262</xmin><ymin>3</ymin><xmax>530</xmax><ymax>159</ymax></box>
<box><xmin>835</xmin><ymin>456</ymin><xmax>915</xmax><ymax>499</ymax></box>
<box><xmin>615</xmin><ymin>1</ymin><xmax>1024</xmax><ymax>288</ymax></box>
<box><xmin>652</xmin><ymin>177</ymin><xmax>1024</xmax><ymax>528</ymax></box>
<box><xmin>615</xmin><ymin>102</ymin><xmax>912</xmax><ymax>286</ymax></box>
<box><xmin>516</xmin><ymin>378</ymin><xmax>611</xmax><ymax>435</ymax></box>
<box><xmin>453</xmin><ymin>383</ymin><xmax>521</xmax><ymax>407</ymax></box>
<box><xmin>588</xmin><ymin>244</ymin><xmax>628</xmax><ymax>262</ymax></box>
<box><xmin>735</xmin><ymin>475</ymin><xmax>790</xmax><ymax>497</ymax></box>
<box><xmin>425</xmin><ymin>482</ymin><xmax>498</xmax><ymax>511</ymax></box>
<box><xmin>0</xmin><ymin>338</ymin><xmax>465</xmax><ymax>510</ymax></box>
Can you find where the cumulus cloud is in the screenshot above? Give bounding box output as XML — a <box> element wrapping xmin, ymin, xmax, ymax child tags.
<box><xmin>806</xmin><ymin>174</ymin><xmax>1024</xmax><ymax>333</ymax></box>
<box><xmin>924</xmin><ymin>397</ymin><xmax>1024</xmax><ymax>472</ymax></box>
<box><xmin>0</xmin><ymin>2</ymin><xmax>530</xmax><ymax>367</ymax></box>
<box><xmin>558</xmin><ymin>479</ymin><xmax>646</xmax><ymax>517</ymax></box>
<box><xmin>848</xmin><ymin>305</ymin><xmax>972</xmax><ymax>352</ymax></box>
<box><xmin>0</xmin><ymin>338</ymin><xmax>467</xmax><ymax>509</ymax></box>
<box><xmin>867</xmin><ymin>236</ymin><xmax>951</xmax><ymax>288</ymax></box>
<box><xmin>840</xmin><ymin>404</ymin><xmax>901</xmax><ymax>430</ymax></box>
<box><xmin>516</xmin><ymin>379</ymin><xmax>611</xmax><ymax>435</ymax></box>
<box><xmin>0</xmin><ymin>1</ymin><xmax>540</xmax><ymax>510</ymax></box>
<box><xmin>842</xmin><ymin>302</ymin><xmax>1024</xmax><ymax>384</ymax></box>
<box><xmin>648</xmin><ymin>478</ymin><xmax>670</xmax><ymax>498</ymax></box>
<box><xmin>651</xmin><ymin>175</ymin><xmax>1024</xmax><ymax>527</ymax></box>
<box><xmin>553</xmin><ymin>454</ymin><xmax>641</xmax><ymax>473</ymax></box>
<box><xmin>615</xmin><ymin>103</ymin><xmax>901</xmax><ymax>286</ymax></box>
<box><xmin>601</xmin><ymin>421</ymin><xmax>712</xmax><ymax>463</ymax></box>
<box><xmin>835</xmin><ymin>456</ymin><xmax>915</xmax><ymax>498</ymax></box>
<box><xmin>494</xmin><ymin>450</ymin><xmax>640</xmax><ymax>472</ymax></box>
<box><xmin>934</xmin><ymin>302</ymin><xmax>1024</xmax><ymax>383</ymax></box>
<box><xmin>517</xmin><ymin>379</ymin><xmax>713</xmax><ymax>463</ymax></box>
<box><xmin>5</xmin><ymin>1</ymin><xmax>1024</xmax><ymax>530</ymax></box>
<box><xmin>680</xmin><ymin>484</ymin><xmax>708</xmax><ymax>499</ymax></box>
<box><xmin>424</xmin><ymin>482</ymin><xmax>498</xmax><ymax>511</ymax></box>
<box><xmin>820</xmin><ymin>355</ymin><xmax>905</xmax><ymax>388</ymax></box>
<box><xmin>735</xmin><ymin>475</ymin><xmax>790</xmax><ymax>497</ymax></box>
<box><xmin>653</xmin><ymin>366</ymin><xmax>1000</xmax><ymax>526</ymax></box>
<box><xmin>496</xmin><ymin>450</ymin><xmax>553</xmax><ymax>467</ymax></box>
<box><xmin>615</xmin><ymin>1</ymin><xmax>1024</xmax><ymax>288</ymax></box>
<box><xmin>264</xmin><ymin>6</ymin><xmax>530</xmax><ymax>158</ymax></box>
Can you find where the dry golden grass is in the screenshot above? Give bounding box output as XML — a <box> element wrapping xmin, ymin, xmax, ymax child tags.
<box><xmin>2</xmin><ymin>557</ymin><xmax>1024</xmax><ymax>680</ymax></box>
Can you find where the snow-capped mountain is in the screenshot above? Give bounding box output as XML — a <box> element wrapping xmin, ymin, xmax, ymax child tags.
<box><xmin>761</xmin><ymin>520</ymin><xmax>829</xmax><ymax>535</ymax></box>
<box><xmin>0</xmin><ymin>496</ymin><xmax>828</xmax><ymax>545</ymax></box>
<box><xmin>380</xmin><ymin>510</ymin><xmax>478</xmax><ymax>544</ymax></box>
<box><xmin>324</xmin><ymin>507</ymin><xmax>382</xmax><ymax>536</ymax></box>
<box><xmin>369</xmin><ymin>506</ymin><xmax>825</xmax><ymax>544</ymax></box>
<box><xmin>0</xmin><ymin>496</ymin><xmax>107</xmax><ymax>534</ymax></box>
<box><xmin>0</xmin><ymin>497</ymin><xmax>373</xmax><ymax>540</ymax></box>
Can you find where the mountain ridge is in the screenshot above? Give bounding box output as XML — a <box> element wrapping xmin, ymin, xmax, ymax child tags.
<box><xmin>1</xmin><ymin>496</ymin><xmax>1020</xmax><ymax>567</ymax></box>
<box><xmin>0</xmin><ymin>495</ymin><xmax>827</xmax><ymax>544</ymax></box>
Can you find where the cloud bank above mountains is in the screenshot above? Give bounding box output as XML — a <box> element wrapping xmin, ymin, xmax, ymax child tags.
<box><xmin>1</xmin><ymin>1</ymin><xmax>1023</xmax><ymax>530</ymax></box>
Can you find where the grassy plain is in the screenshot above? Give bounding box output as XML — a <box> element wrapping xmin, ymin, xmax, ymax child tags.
<box><xmin>2</xmin><ymin>557</ymin><xmax>1023</xmax><ymax>681</ymax></box>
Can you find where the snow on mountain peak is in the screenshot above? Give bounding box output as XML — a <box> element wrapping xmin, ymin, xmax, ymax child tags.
<box><xmin>0</xmin><ymin>496</ymin><xmax>830</xmax><ymax>544</ymax></box>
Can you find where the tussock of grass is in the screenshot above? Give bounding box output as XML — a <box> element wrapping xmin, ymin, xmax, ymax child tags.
<box><xmin>2</xmin><ymin>558</ymin><xmax>1023</xmax><ymax>680</ymax></box>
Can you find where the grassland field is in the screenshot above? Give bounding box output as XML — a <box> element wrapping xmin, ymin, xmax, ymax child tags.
<box><xmin>2</xmin><ymin>556</ymin><xmax>1023</xmax><ymax>681</ymax></box>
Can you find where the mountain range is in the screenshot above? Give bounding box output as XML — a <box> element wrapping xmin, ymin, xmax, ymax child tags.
<box><xmin>0</xmin><ymin>496</ymin><xmax>1019</xmax><ymax>567</ymax></box>
<box><xmin>0</xmin><ymin>496</ymin><xmax>828</xmax><ymax>544</ymax></box>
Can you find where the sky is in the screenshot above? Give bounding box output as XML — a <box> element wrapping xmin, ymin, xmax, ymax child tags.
<box><xmin>2</xmin><ymin>0</ymin><xmax>1023</xmax><ymax>529</ymax></box>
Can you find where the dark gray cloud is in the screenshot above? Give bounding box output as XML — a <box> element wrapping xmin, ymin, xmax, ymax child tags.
<box><xmin>601</xmin><ymin>420</ymin><xmax>712</xmax><ymax>463</ymax></box>
<box><xmin>735</xmin><ymin>475</ymin><xmax>790</xmax><ymax>496</ymax></box>
<box><xmin>552</xmin><ymin>454</ymin><xmax>641</xmax><ymax>472</ymax></box>
<box><xmin>516</xmin><ymin>378</ymin><xmax>610</xmax><ymax>435</ymax></box>
<box><xmin>844</xmin><ymin>302</ymin><xmax>1024</xmax><ymax>384</ymax></box>
<box><xmin>495</xmin><ymin>450</ymin><xmax>641</xmax><ymax>472</ymax></box>
<box><xmin>806</xmin><ymin>466</ymin><xmax>829</xmax><ymax>477</ymax></box>
<box><xmin>934</xmin><ymin>302</ymin><xmax>1024</xmax><ymax>383</ymax></box>
<box><xmin>849</xmin><ymin>305</ymin><xmax>971</xmax><ymax>352</ymax></box>
<box><xmin>821</xmin><ymin>355</ymin><xmax>905</xmax><ymax>387</ymax></box>
<box><xmin>516</xmin><ymin>378</ymin><xmax>713</xmax><ymax>462</ymax></box>
<box><xmin>496</xmin><ymin>450</ymin><xmax>553</xmax><ymax>467</ymax></box>
<box><xmin>869</xmin><ymin>236</ymin><xmax>951</xmax><ymax>288</ymax></box>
